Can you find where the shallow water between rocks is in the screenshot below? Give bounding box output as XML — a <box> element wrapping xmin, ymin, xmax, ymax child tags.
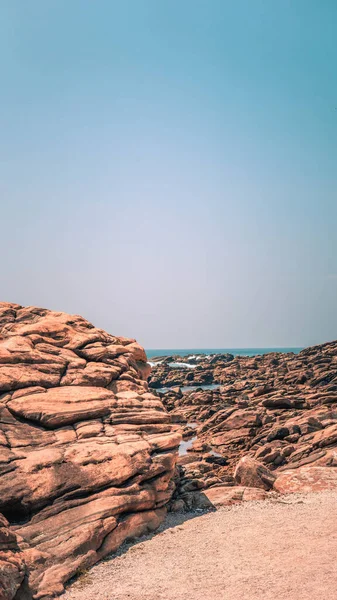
<box><xmin>156</xmin><ymin>383</ymin><xmax>220</xmax><ymax>393</ymax></box>
<box><xmin>178</xmin><ymin>423</ymin><xmax>223</xmax><ymax>458</ymax></box>
<box><xmin>178</xmin><ymin>436</ymin><xmax>197</xmax><ymax>456</ymax></box>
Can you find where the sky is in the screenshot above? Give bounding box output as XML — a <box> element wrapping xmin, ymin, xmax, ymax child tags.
<box><xmin>1</xmin><ymin>1</ymin><xmax>336</xmax><ymax>348</ymax></box>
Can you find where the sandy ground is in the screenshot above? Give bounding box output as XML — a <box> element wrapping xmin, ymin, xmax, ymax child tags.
<box><xmin>63</xmin><ymin>491</ymin><xmax>337</xmax><ymax>600</ymax></box>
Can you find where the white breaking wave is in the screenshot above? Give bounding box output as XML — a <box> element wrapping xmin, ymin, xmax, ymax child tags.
<box><xmin>168</xmin><ymin>362</ymin><xmax>197</xmax><ymax>369</ymax></box>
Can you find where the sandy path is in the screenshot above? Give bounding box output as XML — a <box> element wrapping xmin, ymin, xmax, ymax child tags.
<box><xmin>64</xmin><ymin>491</ymin><xmax>337</xmax><ymax>600</ymax></box>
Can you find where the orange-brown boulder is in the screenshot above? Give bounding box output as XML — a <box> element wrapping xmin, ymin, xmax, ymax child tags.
<box><xmin>234</xmin><ymin>456</ymin><xmax>276</xmax><ymax>490</ymax></box>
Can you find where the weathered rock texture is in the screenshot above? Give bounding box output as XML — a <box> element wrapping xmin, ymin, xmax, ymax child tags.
<box><xmin>0</xmin><ymin>303</ymin><xmax>180</xmax><ymax>599</ymax></box>
<box><xmin>148</xmin><ymin>354</ymin><xmax>233</xmax><ymax>389</ymax></box>
<box><xmin>151</xmin><ymin>342</ymin><xmax>337</xmax><ymax>509</ymax></box>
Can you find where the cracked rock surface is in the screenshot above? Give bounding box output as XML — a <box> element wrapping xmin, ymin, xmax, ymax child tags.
<box><xmin>0</xmin><ymin>303</ymin><xmax>180</xmax><ymax>599</ymax></box>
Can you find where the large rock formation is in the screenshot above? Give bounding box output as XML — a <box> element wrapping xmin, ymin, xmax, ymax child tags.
<box><xmin>0</xmin><ymin>303</ymin><xmax>180</xmax><ymax>599</ymax></box>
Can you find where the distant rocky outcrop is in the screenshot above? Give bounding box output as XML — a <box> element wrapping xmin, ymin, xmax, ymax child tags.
<box><xmin>0</xmin><ymin>303</ymin><xmax>180</xmax><ymax>599</ymax></box>
<box><xmin>152</xmin><ymin>342</ymin><xmax>337</xmax><ymax>509</ymax></box>
<box><xmin>148</xmin><ymin>353</ymin><xmax>233</xmax><ymax>388</ymax></box>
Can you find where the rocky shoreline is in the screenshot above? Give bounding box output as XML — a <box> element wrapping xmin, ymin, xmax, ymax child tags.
<box><xmin>148</xmin><ymin>352</ymin><xmax>234</xmax><ymax>389</ymax></box>
<box><xmin>149</xmin><ymin>343</ymin><xmax>337</xmax><ymax>510</ymax></box>
<box><xmin>1</xmin><ymin>303</ymin><xmax>336</xmax><ymax>599</ymax></box>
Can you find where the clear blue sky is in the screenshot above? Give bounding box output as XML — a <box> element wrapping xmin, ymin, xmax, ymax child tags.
<box><xmin>1</xmin><ymin>1</ymin><xmax>336</xmax><ymax>348</ymax></box>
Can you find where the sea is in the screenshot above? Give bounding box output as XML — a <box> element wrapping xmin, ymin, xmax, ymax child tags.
<box><xmin>146</xmin><ymin>347</ymin><xmax>303</xmax><ymax>359</ymax></box>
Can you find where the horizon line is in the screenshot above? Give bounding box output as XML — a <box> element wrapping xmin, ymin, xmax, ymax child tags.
<box><xmin>145</xmin><ymin>345</ymin><xmax>304</xmax><ymax>350</ymax></box>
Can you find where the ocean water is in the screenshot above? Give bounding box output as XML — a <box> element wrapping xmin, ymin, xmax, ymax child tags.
<box><xmin>146</xmin><ymin>347</ymin><xmax>303</xmax><ymax>359</ymax></box>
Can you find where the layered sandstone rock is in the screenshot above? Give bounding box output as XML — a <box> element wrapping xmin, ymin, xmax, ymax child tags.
<box><xmin>0</xmin><ymin>303</ymin><xmax>180</xmax><ymax>599</ymax></box>
<box><xmin>0</xmin><ymin>514</ymin><xmax>26</xmax><ymax>600</ymax></box>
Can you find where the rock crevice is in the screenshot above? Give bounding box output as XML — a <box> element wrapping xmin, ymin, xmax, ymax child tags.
<box><xmin>0</xmin><ymin>303</ymin><xmax>179</xmax><ymax>600</ymax></box>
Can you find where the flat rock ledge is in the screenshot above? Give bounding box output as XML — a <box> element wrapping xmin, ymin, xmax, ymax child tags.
<box><xmin>0</xmin><ymin>303</ymin><xmax>180</xmax><ymax>599</ymax></box>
